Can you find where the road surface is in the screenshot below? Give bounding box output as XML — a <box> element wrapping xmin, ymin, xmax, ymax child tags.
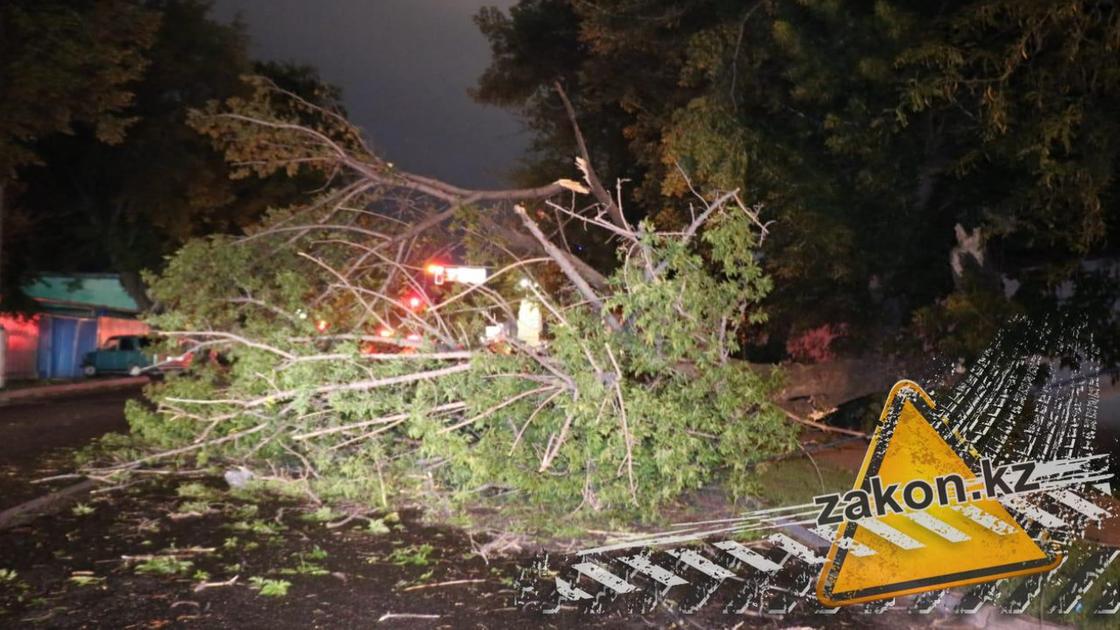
<box><xmin>0</xmin><ymin>388</ymin><xmax>140</xmax><ymax>509</ymax></box>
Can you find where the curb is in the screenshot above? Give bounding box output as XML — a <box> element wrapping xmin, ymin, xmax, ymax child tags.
<box><xmin>0</xmin><ymin>377</ymin><xmax>147</xmax><ymax>404</ymax></box>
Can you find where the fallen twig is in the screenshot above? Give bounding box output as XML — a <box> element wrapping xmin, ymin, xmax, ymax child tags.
<box><xmin>777</xmin><ymin>406</ymin><xmax>869</xmax><ymax>438</ymax></box>
<box><xmin>377</xmin><ymin>612</ymin><xmax>441</xmax><ymax>622</ymax></box>
<box><xmin>401</xmin><ymin>578</ymin><xmax>488</xmax><ymax>592</ymax></box>
<box><xmin>194</xmin><ymin>575</ymin><xmax>239</xmax><ymax>592</ymax></box>
<box><xmin>121</xmin><ymin>547</ymin><xmax>216</xmax><ymax>562</ymax></box>
<box><xmin>0</xmin><ymin>479</ymin><xmax>96</xmax><ymax>531</ymax></box>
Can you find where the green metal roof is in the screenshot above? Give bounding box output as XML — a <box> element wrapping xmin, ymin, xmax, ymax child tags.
<box><xmin>23</xmin><ymin>274</ymin><xmax>140</xmax><ymax>313</ymax></box>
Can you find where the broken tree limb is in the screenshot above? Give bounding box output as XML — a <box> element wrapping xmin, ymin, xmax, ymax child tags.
<box><xmin>401</xmin><ymin>579</ymin><xmax>488</xmax><ymax>592</ymax></box>
<box><xmin>474</xmin><ymin>213</ymin><xmax>610</xmax><ymax>289</ymax></box>
<box><xmin>167</xmin><ymin>363</ymin><xmax>472</xmax><ymax>410</ymax></box>
<box><xmin>760</xmin><ymin>356</ymin><xmax>905</xmax><ymax>411</ymax></box>
<box><xmin>554</xmin><ymin>82</ymin><xmax>628</xmax><ymax>231</ymax></box>
<box><xmin>514</xmin><ymin>204</ymin><xmax>621</xmax><ymax>331</ymax></box>
<box><xmin>0</xmin><ymin>479</ymin><xmax>96</xmax><ymax>531</ymax></box>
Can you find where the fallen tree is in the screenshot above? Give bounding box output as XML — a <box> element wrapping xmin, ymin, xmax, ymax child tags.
<box><xmin>88</xmin><ymin>78</ymin><xmax>797</xmax><ymax>522</ymax></box>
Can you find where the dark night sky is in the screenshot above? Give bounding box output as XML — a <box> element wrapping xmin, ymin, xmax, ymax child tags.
<box><xmin>210</xmin><ymin>0</ymin><xmax>526</xmax><ymax>189</ymax></box>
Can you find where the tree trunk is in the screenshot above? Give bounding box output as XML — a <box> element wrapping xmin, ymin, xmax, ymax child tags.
<box><xmin>752</xmin><ymin>355</ymin><xmax>906</xmax><ymax>413</ymax></box>
<box><xmin>119</xmin><ymin>270</ymin><xmax>154</xmax><ymax>313</ymax></box>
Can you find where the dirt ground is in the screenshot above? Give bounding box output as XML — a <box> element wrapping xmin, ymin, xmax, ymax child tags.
<box><xmin>0</xmin><ymin>475</ymin><xmax>889</xmax><ymax>629</ymax></box>
<box><xmin>1</xmin><ymin>391</ymin><xmax>1114</xmax><ymax>628</ymax></box>
<box><xmin>0</xmin><ymin>390</ymin><xmax>881</xmax><ymax>628</ymax></box>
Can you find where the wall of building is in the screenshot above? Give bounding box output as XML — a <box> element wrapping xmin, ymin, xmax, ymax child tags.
<box><xmin>36</xmin><ymin>316</ymin><xmax>99</xmax><ymax>379</ymax></box>
<box><xmin>2</xmin><ymin>314</ymin><xmax>151</xmax><ymax>380</ymax></box>
<box><xmin>0</xmin><ymin>315</ymin><xmax>40</xmax><ymax>380</ymax></box>
<box><xmin>97</xmin><ymin>316</ymin><xmax>150</xmax><ymax>346</ymax></box>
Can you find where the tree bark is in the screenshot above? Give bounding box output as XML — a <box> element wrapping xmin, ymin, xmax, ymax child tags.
<box><xmin>753</xmin><ymin>356</ymin><xmax>906</xmax><ymax>411</ymax></box>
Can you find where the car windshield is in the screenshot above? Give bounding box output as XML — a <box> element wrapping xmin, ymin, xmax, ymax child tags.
<box><xmin>100</xmin><ymin>336</ymin><xmax>150</xmax><ymax>351</ymax></box>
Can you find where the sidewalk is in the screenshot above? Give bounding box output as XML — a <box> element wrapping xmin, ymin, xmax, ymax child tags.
<box><xmin>0</xmin><ymin>376</ymin><xmax>147</xmax><ymax>404</ymax></box>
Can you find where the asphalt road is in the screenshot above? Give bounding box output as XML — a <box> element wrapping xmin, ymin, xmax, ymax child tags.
<box><xmin>0</xmin><ymin>389</ymin><xmax>140</xmax><ymax>468</ymax></box>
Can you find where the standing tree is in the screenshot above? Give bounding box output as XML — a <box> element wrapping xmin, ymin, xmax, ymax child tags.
<box><xmin>5</xmin><ymin>1</ymin><xmax>339</xmax><ymax>309</ymax></box>
<box><xmin>473</xmin><ymin>0</ymin><xmax>1120</xmax><ymax>362</ymax></box>
<box><xmin>0</xmin><ymin>0</ymin><xmax>158</xmax><ymax>306</ymax></box>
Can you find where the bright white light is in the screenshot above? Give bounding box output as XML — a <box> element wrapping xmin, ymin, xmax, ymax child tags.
<box><xmin>446</xmin><ymin>266</ymin><xmax>488</xmax><ymax>285</ymax></box>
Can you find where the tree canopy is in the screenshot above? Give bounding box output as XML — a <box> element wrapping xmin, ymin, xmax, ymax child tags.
<box><xmin>1</xmin><ymin>1</ymin><xmax>340</xmax><ymax>310</ymax></box>
<box><xmin>474</xmin><ymin>0</ymin><xmax>1120</xmax><ymax>361</ymax></box>
<box><xmin>0</xmin><ymin>0</ymin><xmax>158</xmax><ymax>178</ymax></box>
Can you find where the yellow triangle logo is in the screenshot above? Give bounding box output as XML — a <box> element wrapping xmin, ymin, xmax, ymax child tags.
<box><xmin>816</xmin><ymin>380</ymin><xmax>1061</xmax><ymax>607</ymax></box>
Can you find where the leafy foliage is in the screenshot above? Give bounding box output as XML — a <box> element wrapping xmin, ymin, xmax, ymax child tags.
<box><xmin>3</xmin><ymin>1</ymin><xmax>340</xmax><ymax>310</ymax></box>
<box><xmin>93</xmin><ymin>80</ymin><xmax>795</xmax><ymax>528</ymax></box>
<box><xmin>0</xmin><ymin>0</ymin><xmax>158</xmax><ymax>177</ymax></box>
<box><xmin>248</xmin><ymin>577</ymin><xmax>291</xmax><ymax>597</ymax></box>
<box><xmin>134</xmin><ymin>556</ymin><xmax>193</xmax><ymax>576</ymax></box>
<box><xmin>474</xmin><ymin>0</ymin><xmax>1120</xmax><ymax>361</ymax></box>
<box><xmin>71</xmin><ymin>503</ymin><xmax>95</xmax><ymax>517</ymax></box>
<box><xmin>388</xmin><ymin>544</ymin><xmax>434</xmax><ymax>567</ymax></box>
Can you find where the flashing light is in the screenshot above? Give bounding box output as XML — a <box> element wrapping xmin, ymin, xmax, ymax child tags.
<box><xmin>316</xmin><ymin>319</ymin><xmax>330</xmax><ymax>332</ymax></box>
<box><xmin>378</xmin><ymin>327</ymin><xmax>394</xmax><ymax>338</ymax></box>
<box><xmin>426</xmin><ymin>262</ymin><xmax>447</xmax><ymax>286</ymax></box>
<box><xmin>407</xmin><ymin>295</ymin><xmax>423</xmax><ymax>310</ymax></box>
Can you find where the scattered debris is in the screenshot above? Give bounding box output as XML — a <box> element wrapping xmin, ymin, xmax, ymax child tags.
<box><xmin>223</xmin><ymin>466</ymin><xmax>255</xmax><ymax>489</ymax></box>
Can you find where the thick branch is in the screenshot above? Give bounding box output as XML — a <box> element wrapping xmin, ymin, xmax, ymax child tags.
<box><xmin>246</xmin><ymin>363</ymin><xmax>472</xmax><ymax>409</ymax></box>
<box><xmin>514</xmin><ymin>205</ymin><xmax>621</xmax><ymax>331</ymax></box>
<box><xmin>476</xmin><ymin>213</ymin><xmax>609</xmax><ymax>289</ymax></box>
<box><xmin>554</xmin><ymin>82</ymin><xmax>627</xmax><ymax>230</ymax></box>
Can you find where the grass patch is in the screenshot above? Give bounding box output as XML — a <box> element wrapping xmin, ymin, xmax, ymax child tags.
<box><xmin>230</xmin><ymin>504</ymin><xmax>259</xmax><ymax>519</ymax></box>
<box><xmin>752</xmin><ymin>457</ymin><xmax>851</xmax><ymax>506</ymax></box>
<box><xmin>365</xmin><ymin>518</ymin><xmax>390</xmax><ymax>535</ymax></box>
<box><xmin>299</xmin><ymin>507</ymin><xmax>338</xmax><ymax>523</ymax></box>
<box><xmin>279</xmin><ymin>547</ymin><xmax>331</xmax><ymax>576</ymax></box>
<box><xmin>279</xmin><ymin>561</ymin><xmax>328</xmax><ymax>576</ymax></box>
<box><xmin>227</xmin><ymin>519</ymin><xmax>284</xmax><ymax>536</ymax></box>
<box><xmin>173</xmin><ymin>499</ymin><xmax>213</xmax><ymax>516</ymax></box>
<box><xmin>176</xmin><ymin>482</ymin><xmax>221</xmax><ymax>501</ymax></box>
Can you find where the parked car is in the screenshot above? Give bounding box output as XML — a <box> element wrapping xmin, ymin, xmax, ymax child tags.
<box><xmin>81</xmin><ymin>335</ymin><xmax>192</xmax><ymax>377</ymax></box>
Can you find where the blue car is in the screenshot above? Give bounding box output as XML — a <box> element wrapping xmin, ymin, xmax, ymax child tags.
<box><xmin>81</xmin><ymin>335</ymin><xmax>191</xmax><ymax>377</ymax></box>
